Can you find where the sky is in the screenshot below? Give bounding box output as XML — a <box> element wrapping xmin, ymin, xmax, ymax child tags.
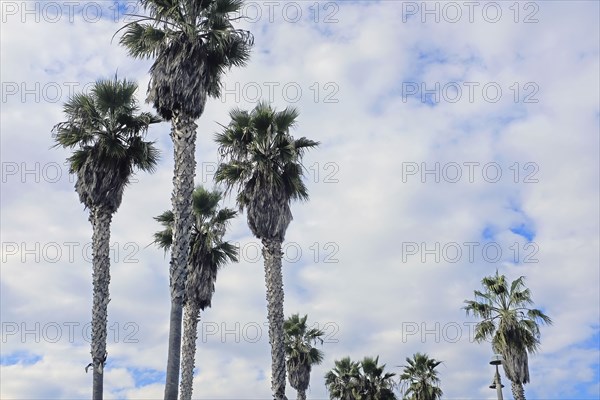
<box><xmin>1</xmin><ymin>0</ymin><xmax>599</xmax><ymax>399</ymax></box>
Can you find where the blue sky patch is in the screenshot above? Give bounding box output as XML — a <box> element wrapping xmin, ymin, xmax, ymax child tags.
<box><xmin>0</xmin><ymin>351</ymin><xmax>42</xmax><ymax>366</ymax></box>
<box><xmin>128</xmin><ymin>367</ymin><xmax>165</xmax><ymax>387</ymax></box>
<box><xmin>481</xmin><ymin>225</ymin><xmax>496</xmax><ymax>240</ymax></box>
<box><xmin>510</xmin><ymin>223</ymin><xmax>536</xmax><ymax>241</ymax></box>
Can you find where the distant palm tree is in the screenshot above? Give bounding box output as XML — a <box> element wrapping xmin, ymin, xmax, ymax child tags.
<box><xmin>119</xmin><ymin>2</ymin><xmax>252</xmax><ymax>397</ymax></box>
<box><xmin>153</xmin><ymin>186</ymin><xmax>237</xmax><ymax>400</ymax></box>
<box><xmin>464</xmin><ymin>271</ymin><xmax>552</xmax><ymax>400</ymax></box>
<box><xmin>52</xmin><ymin>76</ymin><xmax>159</xmax><ymax>400</ymax></box>
<box><xmin>355</xmin><ymin>356</ymin><xmax>397</xmax><ymax>400</ymax></box>
<box><xmin>284</xmin><ymin>314</ymin><xmax>325</xmax><ymax>400</ymax></box>
<box><xmin>325</xmin><ymin>357</ymin><xmax>362</xmax><ymax>400</ymax></box>
<box><xmin>398</xmin><ymin>353</ymin><xmax>442</xmax><ymax>400</ymax></box>
<box><xmin>215</xmin><ymin>102</ymin><xmax>319</xmax><ymax>399</ymax></box>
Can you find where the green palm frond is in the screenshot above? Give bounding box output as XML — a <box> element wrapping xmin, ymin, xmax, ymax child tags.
<box><xmin>398</xmin><ymin>353</ymin><xmax>442</xmax><ymax>400</ymax></box>
<box><xmin>119</xmin><ymin>0</ymin><xmax>253</xmax><ymax>120</ymax></box>
<box><xmin>464</xmin><ymin>272</ymin><xmax>552</xmax><ymax>385</ymax></box>
<box><xmin>153</xmin><ymin>185</ymin><xmax>238</xmax><ymax>309</ymax></box>
<box><xmin>52</xmin><ymin>75</ymin><xmax>160</xmax><ymax>213</ymax></box>
<box><xmin>215</xmin><ymin>102</ymin><xmax>319</xmax><ymax>241</ymax></box>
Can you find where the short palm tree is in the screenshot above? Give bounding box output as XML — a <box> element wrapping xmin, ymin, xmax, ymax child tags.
<box><xmin>119</xmin><ymin>2</ymin><xmax>252</xmax><ymax>397</ymax></box>
<box><xmin>215</xmin><ymin>102</ymin><xmax>319</xmax><ymax>399</ymax></box>
<box><xmin>153</xmin><ymin>186</ymin><xmax>238</xmax><ymax>400</ymax></box>
<box><xmin>355</xmin><ymin>356</ymin><xmax>397</xmax><ymax>400</ymax></box>
<box><xmin>325</xmin><ymin>357</ymin><xmax>362</xmax><ymax>400</ymax></box>
<box><xmin>398</xmin><ymin>353</ymin><xmax>443</xmax><ymax>400</ymax></box>
<box><xmin>52</xmin><ymin>76</ymin><xmax>159</xmax><ymax>400</ymax></box>
<box><xmin>284</xmin><ymin>314</ymin><xmax>325</xmax><ymax>400</ymax></box>
<box><xmin>463</xmin><ymin>271</ymin><xmax>552</xmax><ymax>400</ymax></box>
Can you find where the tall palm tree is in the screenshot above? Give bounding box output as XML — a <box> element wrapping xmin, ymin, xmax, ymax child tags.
<box><xmin>398</xmin><ymin>353</ymin><xmax>443</xmax><ymax>400</ymax></box>
<box><xmin>355</xmin><ymin>356</ymin><xmax>397</xmax><ymax>400</ymax></box>
<box><xmin>463</xmin><ymin>271</ymin><xmax>552</xmax><ymax>400</ymax></box>
<box><xmin>119</xmin><ymin>1</ymin><xmax>252</xmax><ymax>397</ymax></box>
<box><xmin>215</xmin><ymin>102</ymin><xmax>319</xmax><ymax>399</ymax></box>
<box><xmin>284</xmin><ymin>314</ymin><xmax>325</xmax><ymax>400</ymax></box>
<box><xmin>325</xmin><ymin>357</ymin><xmax>362</xmax><ymax>400</ymax></box>
<box><xmin>153</xmin><ymin>186</ymin><xmax>238</xmax><ymax>400</ymax></box>
<box><xmin>52</xmin><ymin>77</ymin><xmax>159</xmax><ymax>400</ymax></box>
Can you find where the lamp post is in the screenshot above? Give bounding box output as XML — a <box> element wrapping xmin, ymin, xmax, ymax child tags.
<box><xmin>489</xmin><ymin>354</ymin><xmax>504</xmax><ymax>400</ymax></box>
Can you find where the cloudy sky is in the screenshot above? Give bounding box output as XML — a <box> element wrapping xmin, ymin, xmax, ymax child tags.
<box><xmin>1</xmin><ymin>1</ymin><xmax>599</xmax><ymax>399</ymax></box>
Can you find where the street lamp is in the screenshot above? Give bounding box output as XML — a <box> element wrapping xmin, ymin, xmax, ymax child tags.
<box><xmin>489</xmin><ymin>354</ymin><xmax>504</xmax><ymax>400</ymax></box>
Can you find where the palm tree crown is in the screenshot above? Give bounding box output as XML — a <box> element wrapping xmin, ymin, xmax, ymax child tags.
<box><xmin>215</xmin><ymin>101</ymin><xmax>319</xmax><ymax>241</ymax></box>
<box><xmin>398</xmin><ymin>353</ymin><xmax>443</xmax><ymax>400</ymax></box>
<box><xmin>355</xmin><ymin>356</ymin><xmax>397</xmax><ymax>400</ymax></box>
<box><xmin>326</xmin><ymin>356</ymin><xmax>397</xmax><ymax>400</ymax></box>
<box><xmin>53</xmin><ymin>76</ymin><xmax>160</xmax><ymax>213</ymax></box>
<box><xmin>119</xmin><ymin>0</ymin><xmax>253</xmax><ymax>120</ymax></box>
<box><xmin>325</xmin><ymin>357</ymin><xmax>362</xmax><ymax>400</ymax></box>
<box><xmin>463</xmin><ymin>271</ymin><xmax>552</xmax><ymax>395</ymax></box>
<box><xmin>153</xmin><ymin>186</ymin><xmax>238</xmax><ymax>309</ymax></box>
<box><xmin>284</xmin><ymin>314</ymin><xmax>325</xmax><ymax>398</ymax></box>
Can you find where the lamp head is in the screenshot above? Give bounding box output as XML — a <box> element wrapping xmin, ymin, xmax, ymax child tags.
<box><xmin>490</xmin><ymin>354</ymin><xmax>503</xmax><ymax>366</ymax></box>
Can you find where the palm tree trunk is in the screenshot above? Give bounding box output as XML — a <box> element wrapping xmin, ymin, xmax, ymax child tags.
<box><xmin>262</xmin><ymin>239</ymin><xmax>288</xmax><ymax>400</ymax></box>
<box><xmin>297</xmin><ymin>389</ymin><xmax>307</xmax><ymax>400</ymax></box>
<box><xmin>179</xmin><ymin>302</ymin><xmax>200</xmax><ymax>400</ymax></box>
<box><xmin>511</xmin><ymin>381</ymin><xmax>526</xmax><ymax>400</ymax></box>
<box><xmin>90</xmin><ymin>207</ymin><xmax>113</xmax><ymax>400</ymax></box>
<box><xmin>164</xmin><ymin>115</ymin><xmax>198</xmax><ymax>400</ymax></box>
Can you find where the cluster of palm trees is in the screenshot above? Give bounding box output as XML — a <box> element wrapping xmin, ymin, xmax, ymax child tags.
<box><xmin>320</xmin><ymin>268</ymin><xmax>552</xmax><ymax>400</ymax></box>
<box><xmin>281</xmin><ymin>314</ymin><xmax>444</xmax><ymax>400</ymax></box>
<box><xmin>50</xmin><ymin>1</ymin><xmax>552</xmax><ymax>399</ymax></box>
<box><xmin>320</xmin><ymin>352</ymin><xmax>442</xmax><ymax>400</ymax></box>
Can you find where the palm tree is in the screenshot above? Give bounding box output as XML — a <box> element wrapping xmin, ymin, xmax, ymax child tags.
<box><xmin>284</xmin><ymin>314</ymin><xmax>325</xmax><ymax>400</ymax></box>
<box><xmin>325</xmin><ymin>357</ymin><xmax>362</xmax><ymax>400</ymax></box>
<box><xmin>215</xmin><ymin>102</ymin><xmax>319</xmax><ymax>399</ymax></box>
<box><xmin>119</xmin><ymin>1</ymin><xmax>252</xmax><ymax>397</ymax></box>
<box><xmin>355</xmin><ymin>356</ymin><xmax>397</xmax><ymax>400</ymax></box>
<box><xmin>52</xmin><ymin>76</ymin><xmax>159</xmax><ymax>400</ymax></box>
<box><xmin>398</xmin><ymin>353</ymin><xmax>443</xmax><ymax>400</ymax></box>
<box><xmin>153</xmin><ymin>186</ymin><xmax>238</xmax><ymax>400</ymax></box>
<box><xmin>463</xmin><ymin>271</ymin><xmax>552</xmax><ymax>400</ymax></box>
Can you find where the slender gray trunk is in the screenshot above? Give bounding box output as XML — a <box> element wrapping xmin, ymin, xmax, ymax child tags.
<box><xmin>262</xmin><ymin>239</ymin><xmax>288</xmax><ymax>400</ymax></box>
<box><xmin>297</xmin><ymin>389</ymin><xmax>306</xmax><ymax>400</ymax></box>
<box><xmin>90</xmin><ymin>208</ymin><xmax>112</xmax><ymax>400</ymax></box>
<box><xmin>511</xmin><ymin>381</ymin><xmax>526</xmax><ymax>400</ymax></box>
<box><xmin>179</xmin><ymin>303</ymin><xmax>200</xmax><ymax>400</ymax></box>
<box><xmin>164</xmin><ymin>115</ymin><xmax>197</xmax><ymax>400</ymax></box>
